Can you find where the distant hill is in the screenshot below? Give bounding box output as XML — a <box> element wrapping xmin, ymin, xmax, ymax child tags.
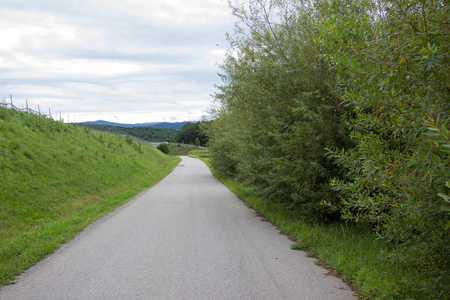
<box><xmin>75</xmin><ymin>123</ymin><xmax>178</xmax><ymax>142</ymax></box>
<box><xmin>78</xmin><ymin>120</ymin><xmax>189</xmax><ymax>130</ymax></box>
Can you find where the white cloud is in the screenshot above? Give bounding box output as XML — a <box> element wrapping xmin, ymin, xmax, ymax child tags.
<box><xmin>0</xmin><ymin>0</ymin><xmax>233</xmax><ymax>123</ymax></box>
<box><xmin>4</xmin><ymin>55</ymin><xmax>145</xmax><ymax>79</ymax></box>
<box><xmin>0</xmin><ymin>9</ymin><xmax>103</xmax><ymax>53</ymax></box>
<box><xmin>96</xmin><ymin>0</ymin><xmax>230</xmax><ymax>26</ymax></box>
<box><xmin>37</xmin><ymin>58</ymin><xmax>144</xmax><ymax>78</ymax></box>
<box><xmin>204</xmin><ymin>48</ymin><xmax>227</xmax><ymax>66</ymax></box>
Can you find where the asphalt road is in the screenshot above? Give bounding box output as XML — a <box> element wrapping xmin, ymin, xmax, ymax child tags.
<box><xmin>0</xmin><ymin>156</ymin><xmax>356</xmax><ymax>299</ymax></box>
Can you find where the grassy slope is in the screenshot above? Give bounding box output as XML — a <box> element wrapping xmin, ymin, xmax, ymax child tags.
<box><xmin>0</xmin><ymin>107</ymin><xmax>180</xmax><ymax>284</ymax></box>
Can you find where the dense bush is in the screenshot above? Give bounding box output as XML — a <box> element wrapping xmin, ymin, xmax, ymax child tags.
<box><xmin>157</xmin><ymin>143</ymin><xmax>169</xmax><ymax>154</ymax></box>
<box><xmin>317</xmin><ymin>0</ymin><xmax>449</xmax><ymax>295</ymax></box>
<box><xmin>207</xmin><ymin>0</ymin><xmax>352</xmax><ymax>218</ymax></box>
<box><xmin>208</xmin><ymin>0</ymin><xmax>449</xmax><ymax>297</ymax></box>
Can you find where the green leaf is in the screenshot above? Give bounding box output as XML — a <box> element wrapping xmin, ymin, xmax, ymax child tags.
<box><xmin>438</xmin><ymin>193</ymin><xmax>450</xmax><ymax>202</ymax></box>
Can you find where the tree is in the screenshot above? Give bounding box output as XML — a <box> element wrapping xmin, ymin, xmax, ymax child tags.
<box><xmin>157</xmin><ymin>143</ymin><xmax>169</xmax><ymax>154</ymax></box>
<box><xmin>208</xmin><ymin>0</ymin><xmax>449</xmax><ymax>295</ymax></box>
<box><xmin>207</xmin><ymin>0</ymin><xmax>352</xmax><ymax>217</ymax></box>
<box><xmin>175</xmin><ymin>122</ymin><xmax>208</xmax><ymax>146</ymax></box>
<box><xmin>317</xmin><ymin>0</ymin><xmax>449</xmax><ymax>295</ymax></box>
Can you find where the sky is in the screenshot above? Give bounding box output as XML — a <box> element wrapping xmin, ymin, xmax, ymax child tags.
<box><xmin>0</xmin><ymin>0</ymin><xmax>234</xmax><ymax>123</ymax></box>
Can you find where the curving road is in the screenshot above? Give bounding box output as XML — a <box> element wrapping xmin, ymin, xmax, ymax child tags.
<box><xmin>0</xmin><ymin>156</ymin><xmax>356</xmax><ymax>299</ymax></box>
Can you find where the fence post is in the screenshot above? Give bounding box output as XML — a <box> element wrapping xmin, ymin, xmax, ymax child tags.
<box><xmin>26</xmin><ymin>99</ymin><xmax>29</xmax><ymax>113</ymax></box>
<box><xmin>10</xmin><ymin>95</ymin><xmax>13</xmax><ymax>109</ymax></box>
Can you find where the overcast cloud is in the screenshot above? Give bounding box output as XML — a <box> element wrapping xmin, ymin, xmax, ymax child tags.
<box><xmin>0</xmin><ymin>0</ymin><xmax>233</xmax><ymax>123</ymax></box>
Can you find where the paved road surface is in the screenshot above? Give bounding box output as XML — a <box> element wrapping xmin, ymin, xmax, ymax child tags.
<box><xmin>0</xmin><ymin>156</ymin><xmax>356</xmax><ymax>299</ymax></box>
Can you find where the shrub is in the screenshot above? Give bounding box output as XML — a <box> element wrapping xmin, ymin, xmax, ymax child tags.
<box><xmin>157</xmin><ymin>143</ymin><xmax>169</xmax><ymax>154</ymax></box>
<box><xmin>207</xmin><ymin>0</ymin><xmax>351</xmax><ymax>218</ymax></box>
<box><xmin>317</xmin><ymin>0</ymin><xmax>449</xmax><ymax>295</ymax></box>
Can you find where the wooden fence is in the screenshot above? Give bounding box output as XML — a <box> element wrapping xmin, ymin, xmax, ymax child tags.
<box><xmin>1</xmin><ymin>95</ymin><xmax>64</xmax><ymax>121</ymax></box>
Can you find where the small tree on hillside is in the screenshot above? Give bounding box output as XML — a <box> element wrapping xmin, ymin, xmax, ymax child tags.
<box><xmin>157</xmin><ymin>143</ymin><xmax>169</xmax><ymax>154</ymax></box>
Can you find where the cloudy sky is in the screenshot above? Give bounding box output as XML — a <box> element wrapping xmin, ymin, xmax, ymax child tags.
<box><xmin>0</xmin><ymin>0</ymin><xmax>234</xmax><ymax>123</ymax></box>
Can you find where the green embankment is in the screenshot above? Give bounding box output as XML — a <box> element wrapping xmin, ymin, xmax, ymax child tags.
<box><xmin>0</xmin><ymin>107</ymin><xmax>180</xmax><ymax>285</ymax></box>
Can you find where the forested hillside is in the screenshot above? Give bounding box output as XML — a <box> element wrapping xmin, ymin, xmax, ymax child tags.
<box><xmin>75</xmin><ymin>123</ymin><xmax>177</xmax><ymax>142</ymax></box>
<box><xmin>174</xmin><ymin>121</ymin><xmax>209</xmax><ymax>146</ymax></box>
<box><xmin>207</xmin><ymin>0</ymin><xmax>449</xmax><ymax>298</ymax></box>
<box><xmin>78</xmin><ymin>120</ymin><xmax>189</xmax><ymax>130</ymax></box>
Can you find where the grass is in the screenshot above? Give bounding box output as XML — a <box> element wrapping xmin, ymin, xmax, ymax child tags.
<box><xmin>0</xmin><ymin>107</ymin><xmax>180</xmax><ymax>285</ymax></box>
<box><xmin>200</xmin><ymin>157</ymin><xmax>429</xmax><ymax>299</ymax></box>
<box><xmin>168</xmin><ymin>144</ymin><xmax>205</xmax><ymax>156</ymax></box>
<box><xmin>188</xmin><ymin>149</ymin><xmax>210</xmax><ymax>159</ymax></box>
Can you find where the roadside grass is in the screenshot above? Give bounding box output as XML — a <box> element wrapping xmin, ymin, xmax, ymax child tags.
<box><xmin>188</xmin><ymin>149</ymin><xmax>210</xmax><ymax>159</ymax></box>
<box><xmin>170</xmin><ymin>144</ymin><xmax>205</xmax><ymax>156</ymax></box>
<box><xmin>0</xmin><ymin>107</ymin><xmax>180</xmax><ymax>285</ymax></box>
<box><xmin>166</xmin><ymin>143</ymin><xmax>177</xmax><ymax>156</ymax></box>
<box><xmin>202</xmin><ymin>161</ymin><xmax>414</xmax><ymax>299</ymax></box>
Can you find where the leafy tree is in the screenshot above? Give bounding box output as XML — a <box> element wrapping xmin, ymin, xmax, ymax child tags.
<box><xmin>208</xmin><ymin>0</ymin><xmax>449</xmax><ymax>296</ymax></box>
<box><xmin>206</xmin><ymin>113</ymin><xmax>241</xmax><ymax>177</ymax></box>
<box><xmin>208</xmin><ymin>0</ymin><xmax>352</xmax><ymax>217</ymax></box>
<box><xmin>317</xmin><ymin>0</ymin><xmax>449</xmax><ymax>295</ymax></box>
<box><xmin>156</xmin><ymin>143</ymin><xmax>169</xmax><ymax>154</ymax></box>
<box><xmin>175</xmin><ymin>122</ymin><xmax>208</xmax><ymax>146</ymax></box>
